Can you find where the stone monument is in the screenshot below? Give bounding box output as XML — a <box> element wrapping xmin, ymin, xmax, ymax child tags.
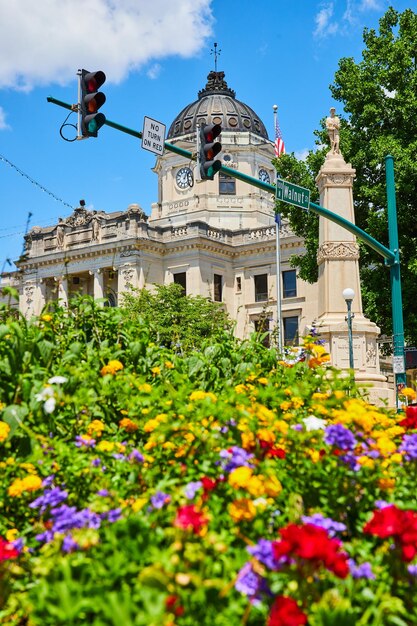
<box><xmin>315</xmin><ymin>108</ymin><xmax>393</xmax><ymax>405</ymax></box>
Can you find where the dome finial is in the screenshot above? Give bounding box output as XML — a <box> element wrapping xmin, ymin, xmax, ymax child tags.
<box><xmin>210</xmin><ymin>42</ymin><xmax>221</xmax><ymax>72</ymax></box>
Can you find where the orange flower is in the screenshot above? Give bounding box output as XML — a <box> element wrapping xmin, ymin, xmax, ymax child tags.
<box><xmin>100</xmin><ymin>360</ymin><xmax>124</xmax><ymax>376</ymax></box>
<box><xmin>119</xmin><ymin>418</ymin><xmax>138</xmax><ymax>433</ymax></box>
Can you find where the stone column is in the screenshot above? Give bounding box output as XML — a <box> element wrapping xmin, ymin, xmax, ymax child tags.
<box><xmin>91</xmin><ymin>269</ymin><xmax>104</xmax><ymax>301</ymax></box>
<box><xmin>315</xmin><ymin>151</ymin><xmax>393</xmax><ymax>405</ymax></box>
<box><xmin>55</xmin><ymin>276</ymin><xmax>68</xmax><ymax>306</ymax></box>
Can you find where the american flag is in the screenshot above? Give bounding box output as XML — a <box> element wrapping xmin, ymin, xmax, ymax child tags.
<box><xmin>274</xmin><ymin>115</ymin><xmax>285</xmax><ymax>158</ymax></box>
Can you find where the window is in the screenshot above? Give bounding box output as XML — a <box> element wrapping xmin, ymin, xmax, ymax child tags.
<box><xmin>283</xmin><ymin>316</ymin><xmax>298</xmax><ymax>345</ymax></box>
<box><xmin>173</xmin><ymin>272</ymin><xmax>186</xmax><ymax>295</ymax></box>
<box><xmin>213</xmin><ymin>274</ymin><xmax>223</xmax><ymax>302</ymax></box>
<box><xmin>282</xmin><ymin>270</ymin><xmax>297</xmax><ymax>298</ymax></box>
<box><xmin>254</xmin><ymin>274</ymin><xmax>268</xmax><ymax>302</ymax></box>
<box><xmin>219</xmin><ymin>173</ymin><xmax>236</xmax><ymax>195</ymax></box>
<box><xmin>236</xmin><ymin>276</ymin><xmax>242</xmax><ymax>292</ymax></box>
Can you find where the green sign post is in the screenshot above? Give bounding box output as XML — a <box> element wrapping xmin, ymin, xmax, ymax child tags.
<box><xmin>276</xmin><ymin>178</ymin><xmax>310</xmax><ymax>210</ymax></box>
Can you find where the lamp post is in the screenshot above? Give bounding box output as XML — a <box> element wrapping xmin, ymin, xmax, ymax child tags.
<box><xmin>343</xmin><ymin>288</ymin><xmax>355</xmax><ymax>370</ymax></box>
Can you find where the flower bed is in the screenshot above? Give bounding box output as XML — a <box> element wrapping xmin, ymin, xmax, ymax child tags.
<box><xmin>0</xmin><ymin>300</ymin><xmax>416</xmax><ymax>625</ymax></box>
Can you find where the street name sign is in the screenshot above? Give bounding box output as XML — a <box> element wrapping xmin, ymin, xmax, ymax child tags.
<box><xmin>142</xmin><ymin>116</ymin><xmax>166</xmax><ymax>156</ymax></box>
<box><xmin>276</xmin><ymin>178</ymin><xmax>310</xmax><ymax>210</ymax></box>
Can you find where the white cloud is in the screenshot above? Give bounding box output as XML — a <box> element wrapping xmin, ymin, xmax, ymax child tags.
<box><xmin>360</xmin><ymin>0</ymin><xmax>381</xmax><ymax>10</ymax></box>
<box><xmin>146</xmin><ymin>63</ymin><xmax>162</xmax><ymax>80</ymax></box>
<box><xmin>294</xmin><ymin>148</ymin><xmax>309</xmax><ymax>162</ymax></box>
<box><xmin>0</xmin><ymin>0</ymin><xmax>214</xmax><ymax>91</ymax></box>
<box><xmin>0</xmin><ymin>106</ymin><xmax>10</xmax><ymax>130</ymax></box>
<box><xmin>314</xmin><ymin>3</ymin><xmax>339</xmax><ymax>38</ymax></box>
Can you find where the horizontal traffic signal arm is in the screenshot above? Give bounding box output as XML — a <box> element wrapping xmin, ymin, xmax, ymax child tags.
<box><xmin>47</xmin><ymin>96</ymin><xmax>395</xmax><ymax>264</ymax></box>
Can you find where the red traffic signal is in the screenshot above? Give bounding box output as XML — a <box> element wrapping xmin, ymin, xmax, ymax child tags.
<box><xmin>80</xmin><ymin>69</ymin><xmax>106</xmax><ymax>138</ymax></box>
<box><xmin>199</xmin><ymin>123</ymin><xmax>222</xmax><ymax>180</ymax></box>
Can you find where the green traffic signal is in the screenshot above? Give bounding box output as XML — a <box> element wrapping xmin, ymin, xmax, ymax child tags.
<box><xmin>80</xmin><ymin>69</ymin><xmax>106</xmax><ymax>138</ymax></box>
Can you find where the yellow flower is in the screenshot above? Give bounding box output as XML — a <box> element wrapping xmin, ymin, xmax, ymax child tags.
<box><xmin>138</xmin><ymin>383</ymin><xmax>152</xmax><ymax>394</ymax></box>
<box><xmin>234</xmin><ymin>384</ymin><xmax>247</xmax><ymax>394</ymax></box>
<box><xmin>0</xmin><ymin>421</ymin><xmax>11</xmax><ymax>442</ymax></box>
<box><xmin>241</xmin><ymin>430</ymin><xmax>256</xmax><ymax>450</ymax></box>
<box><xmin>41</xmin><ymin>314</ymin><xmax>52</xmax><ymax>322</ymax></box>
<box><xmin>144</xmin><ymin>419</ymin><xmax>160</xmax><ymax>433</ymax></box>
<box><xmin>87</xmin><ymin>420</ymin><xmax>105</xmax><ymax>437</ymax></box>
<box><xmin>8</xmin><ymin>474</ymin><xmax>43</xmax><ymax>497</ymax></box>
<box><xmin>378</xmin><ymin>477</ymin><xmax>395</xmax><ymax>490</ymax></box>
<box><xmin>307</xmin><ymin>449</ymin><xmax>321</xmax><ymax>464</ymax></box>
<box><xmin>375</xmin><ymin>438</ymin><xmax>397</xmax><ymax>457</ymax></box>
<box><xmin>257</xmin><ymin>377</ymin><xmax>268</xmax><ymax>385</ymax></box>
<box><xmin>246</xmin><ymin>476</ymin><xmax>265</xmax><ymax>497</ymax></box>
<box><xmin>229</xmin><ymin>498</ymin><xmax>256</xmax><ymax>522</ymax></box>
<box><xmin>357</xmin><ymin>455</ymin><xmax>375</xmax><ymax>469</ymax></box>
<box><xmin>399</xmin><ymin>387</ymin><xmax>417</xmax><ymax>401</ymax></box>
<box><xmin>280</xmin><ymin>401</ymin><xmax>291</xmax><ymax>412</ymax></box>
<box><xmin>189</xmin><ymin>390</ymin><xmax>217</xmax><ymax>402</ymax></box>
<box><xmin>119</xmin><ymin>418</ymin><xmax>138</xmax><ymax>433</ymax></box>
<box><xmin>257</xmin><ymin>429</ymin><xmax>275</xmax><ymax>444</ymax></box>
<box><xmin>131</xmin><ymin>497</ymin><xmax>147</xmax><ymax>512</ymax></box>
<box><xmin>100</xmin><ymin>360</ymin><xmax>124</xmax><ymax>376</ymax></box>
<box><xmin>263</xmin><ymin>475</ymin><xmax>282</xmax><ymax>497</ymax></box>
<box><xmin>96</xmin><ymin>440</ymin><xmax>115</xmax><ymax>453</ymax></box>
<box><xmin>291</xmin><ymin>397</ymin><xmax>304</xmax><ymax>409</ymax></box>
<box><xmin>228</xmin><ymin>466</ymin><xmax>253</xmax><ymax>489</ymax></box>
<box><xmin>164</xmin><ymin>361</ymin><xmax>174</xmax><ymax>369</ymax></box>
<box><xmin>6</xmin><ymin>529</ymin><xmax>18</xmax><ymax>542</ymax></box>
<box><xmin>151</xmin><ymin>366</ymin><xmax>161</xmax><ymax>376</ymax></box>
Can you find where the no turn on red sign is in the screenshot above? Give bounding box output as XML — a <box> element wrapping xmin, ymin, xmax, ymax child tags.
<box><xmin>142</xmin><ymin>116</ymin><xmax>166</xmax><ymax>156</ymax></box>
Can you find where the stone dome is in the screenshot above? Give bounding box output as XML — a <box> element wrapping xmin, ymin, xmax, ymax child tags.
<box><xmin>167</xmin><ymin>71</ymin><xmax>269</xmax><ymax>140</ymax></box>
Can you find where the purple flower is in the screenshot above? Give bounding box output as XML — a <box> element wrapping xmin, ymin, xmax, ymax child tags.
<box><xmin>112</xmin><ymin>453</ymin><xmax>126</xmax><ymax>460</ymax></box>
<box><xmin>400</xmin><ymin>434</ymin><xmax>417</xmax><ymax>461</ymax></box>
<box><xmin>324</xmin><ymin>424</ymin><xmax>357</xmax><ymax>450</ymax></box>
<box><xmin>219</xmin><ymin>446</ymin><xmax>254</xmax><ymax>472</ymax></box>
<box><xmin>129</xmin><ymin>449</ymin><xmax>144</xmax><ymax>463</ymax></box>
<box><xmin>247</xmin><ymin>539</ymin><xmax>281</xmax><ymax>570</ymax></box>
<box><xmin>105</xmin><ymin>508</ymin><xmax>122</xmax><ymax>523</ymax></box>
<box><xmin>29</xmin><ymin>487</ymin><xmax>68</xmax><ymax>513</ymax></box>
<box><xmin>375</xmin><ymin>500</ymin><xmax>391</xmax><ymax>509</ymax></box>
<box><xmin>96</xmin><ymin>489</ymin><xmax>110</xmax><ymax>497</ymax></box>
<box><xmin>184</xmin><ymin>481</ymin><xmax>202</xmax><ymax>500</ymax></box>
<box><xmin>235</xmin><ymin>562</ymin><xmax>270</xmax><ymax>604</ymax></box>
<box><xmin>408</xmin><ymin>564</ymin><xmax>417</xmax><ymax>576</ymax></box>
<box><xmin>301</xmin><ymin>513</ymin><xmax>346</xmax><ymax>537</ymax></box>
<box><xmin>42</xmin><ymin>475</ymin><xmax>55</xmax><ymax>487</ymax></box>
<box><xmin>349</xmin><ymin>559</ymin><xmax>375</xmax><ymax>579</ymax></box>
<box><xmin>62</xmin><ymin>535</ymin><xmax>79</xmax><ymax>553</ymax></box>
<box><xmin>150</xmin><ymin>491</ymin><xmax>171</xmax><ymax>509</ymax></box>
<box><xmin>75</xmin><ymin>435</ymin><xmax>96</xmax><ymax>448</ymax></box>
<box><xmin>91</xmin><ymin>458</ymin><xmax>102</xmax><ymax>467</ymax></box>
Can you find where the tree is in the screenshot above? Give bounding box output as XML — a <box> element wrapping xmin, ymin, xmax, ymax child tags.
<box><xmin>276</xmin><ymin>7</ymin><xmax>417</xmax><ymax>346</ymax></box>
<box><xmin>121</xmin><ymin>283</ymin><xmax>233</xmax><ymax>353</ymax></box>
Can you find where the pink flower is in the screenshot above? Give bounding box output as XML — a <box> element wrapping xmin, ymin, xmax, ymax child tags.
<box><xmin>174</xmin><ymin>505</ymin><xmax>208</xmax><ymax>534</ymax></box>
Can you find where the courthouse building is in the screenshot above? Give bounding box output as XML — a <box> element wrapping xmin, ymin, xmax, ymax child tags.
<box><xmin>4</xmin><ymin>70</ymin><xmax>319</xmax><ymax>343</ymax></box>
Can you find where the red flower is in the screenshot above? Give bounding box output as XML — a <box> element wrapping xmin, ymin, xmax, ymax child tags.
<box><xmin>201</xmin><ymin>476</ymin><xmax>217</xmax><ymax>492</ymax></box>
<box><xmin>272</xmin><ymin>523</ymin><xmax>349</xmax><ymax>578</ymax></box>
<box><xmin>165</xmin><ymin>595</ymin><xmax>185</xmax><ymax>617</ymax></box>
<box><xmin>399</xmin><ymin>405</ymin><xmax>417</xmax><ymax>430</ymax></box>
<box><xmin>364</xmin><ymin>505</ymin><xmax>417</xmax><ymax>562</ymax></box>
<box><xmin>0</xmin><ymin>537</ymin><xmax>19</xmax><ymax>562</ymax></box>
<box><xmin>268</xmin><ymin>595</ymin><xmax>307</xmax><ymax>626</ymax></box>
<box><xmin>174</xmin><ymin>505</ymin><xmax>208</xmax><ymax>534</ymax></box>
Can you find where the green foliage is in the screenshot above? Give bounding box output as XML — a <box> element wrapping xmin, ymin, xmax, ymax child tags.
<box><xmin>274</xmin><ymin>7</ymin><xmax>417</xmax><ymax>344</ymax></box>
<box><xmin>121</xmin><ymin>283</ymin><xmax>233</xmax><ymax>353</ymax></box>
<box><xmin>0</xmin><ymin>301</ymin><xmax>416</xmax><ymax>625</ymax></box>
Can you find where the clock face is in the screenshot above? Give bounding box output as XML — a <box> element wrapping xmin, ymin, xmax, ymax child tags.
<box><xmin>259</xmin><ymin>168</ymin><xmax>270</xmax><ymax>184</ymax></box>
<box><xmin>176</xmin><ymin>167</ymin><xmax>193</xmax><ymax>189</ymax></box>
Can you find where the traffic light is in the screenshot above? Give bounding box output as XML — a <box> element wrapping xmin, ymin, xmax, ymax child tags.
<box><xmin>80</xmin><ymin>69</ymin><xmax>106</xmax><ymax>138</ymax></box>
<box><xmin>198</xmin><ymin>123</ymin><xmax>222</xmax><ymax>180</ymax></box>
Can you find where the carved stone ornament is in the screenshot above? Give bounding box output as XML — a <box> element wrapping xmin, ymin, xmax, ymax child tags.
<box><xmin>64</xmin><ymin>207</ymin><xmax>93</xmax><ymax>228</ymax></box>
<box><xmin>328</xmin><ymin>174</ymin><xmax>351</xmax><ymax>185</ymax></box>
<box><xmin>366</xmin><ymin>342</ymin><xmax>377</xmax><ymax>367</ymax></box>
<box><xmin>121</xmin><ymin>267</ymin><xmax>135</xmax><ymax>283</ymax></box>
<box><xmin>24</xmin><ymin>284</ymin><xmax>35</xmax><ymax>305</ymax></box>
<box><xmin>317</xmin><ymin>241</ymin><xmax>360</xmax><ymax>264</ymax></box>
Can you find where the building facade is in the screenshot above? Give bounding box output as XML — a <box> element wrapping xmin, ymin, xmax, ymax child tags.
<box><xmin>3</xmin><ymin>71</ymin><xmax>319</xmax><ymax>343</ymax></box>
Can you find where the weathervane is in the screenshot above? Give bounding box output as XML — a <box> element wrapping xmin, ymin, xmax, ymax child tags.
<box><xmin>210</xmin><ymin>42</ymin><xmax>221</xmax><ymax>72</ymax></box>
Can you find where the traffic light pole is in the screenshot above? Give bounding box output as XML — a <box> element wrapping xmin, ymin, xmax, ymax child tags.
<box><xmin>48</xmin><ymin>97</ymin><xmax>405</xmax><ymax>395</ymax></box>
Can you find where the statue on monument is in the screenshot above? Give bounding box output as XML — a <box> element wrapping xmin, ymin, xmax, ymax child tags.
<box><xmin>326</xmin><ymin>107</ymin><xmax>340</xmax><ymax>155</ymax></box>
<box><xmin>91</xmin><ymin>212</ymin><xmax>101</xmax><ymax>242</ymax></box>
<box><xmin>56</xmin><ymin>219</ymin><xmax>65</xmax><ymax>248</ymax></box>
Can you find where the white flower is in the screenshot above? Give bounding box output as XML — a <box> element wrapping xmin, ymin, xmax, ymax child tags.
<box><xmin>302</xmin><ymin>415</ymin><xmax>327</xmax><ymax>432</ymax></box>
<box><xmin>48</xmin><ymin>376</ymin><xmax>68</xmax><ymax>385</ymax></box>
<box><xmin>35</xmin><ymin>386</ymin><xmax>54</xmax><ymax>402</ymax></box>
<box><xmin>43</xmin><ymin>397</ymin><xmax>56</xmax><ymax>414</ymax></box>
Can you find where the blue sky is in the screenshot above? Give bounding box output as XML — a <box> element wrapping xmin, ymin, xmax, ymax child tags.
<box><xmin>0</xmin><ymin>0</ymin><xmax>411</xmax><ymax>270</ymax></box>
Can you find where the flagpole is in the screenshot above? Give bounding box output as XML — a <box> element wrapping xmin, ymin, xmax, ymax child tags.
<box><xmin>273</xmin><ymin>104</ymin><xmax>283</xmax><ymax>354</ymax></box>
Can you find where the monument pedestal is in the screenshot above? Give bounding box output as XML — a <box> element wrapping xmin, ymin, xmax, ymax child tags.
<box><xmin>315</xmin><ymin>152</ymin><xmax>394</xmax><ymax>406</ymax></box>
